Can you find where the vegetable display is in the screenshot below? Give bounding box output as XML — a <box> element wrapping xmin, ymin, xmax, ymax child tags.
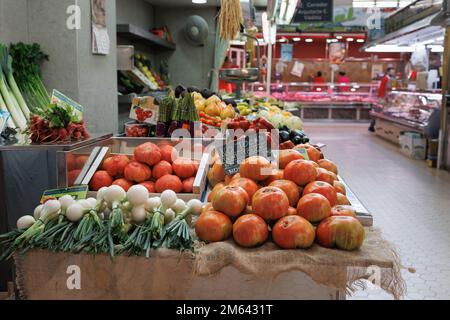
<box><xmin>0</xmin><ymin>188</ymin><xmax>202</xmax><ymax>261</ymax></box>
<box><xmin>88</xmin><ymin>142</ymin><xmax>200</xmax><ymax>194</ymax></box>
<box><xmin>28</xmin><ymin>104</ymin><xmax>90</xmax><ymax>143</ymax></box>
<box><xmin>201</xmin><ymin>144</ymin><xmax>365</xmax><ymax>251</ymax></box>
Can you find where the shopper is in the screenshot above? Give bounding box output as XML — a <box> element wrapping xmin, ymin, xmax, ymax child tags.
<box><xmin>336</xmin><ymin>71</ymin><xmax>350</xmax><ymax>92</ymax></box>
<box><xmin>219</xmin><ymin>56</ymin><xmax>237</xmax><ymax>93</ymax></box>
<box><xmin>369</xmin><ymin>67</ymin><xmax>396</xmax><ymax>132</ymax></box>
<box><xmin>313</xmin><ymin>71</ymin><xmax>325</xmax><ymax>92</ymax></box>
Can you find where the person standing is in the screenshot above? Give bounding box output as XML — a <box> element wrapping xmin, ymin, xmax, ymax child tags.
<box><xmin>369</xmin><ymin>67</ymin><xmax>396</xmax><ymax>132</ymax></box>
<box><xmin>313</xmin><ymin>71</ymin><xmax>325</xmax><ymax>91</ymax></box>
<box><xmin>336</xmin><ymin>71</ymin><xmax>350</xmax><ymax>92</ymax></box>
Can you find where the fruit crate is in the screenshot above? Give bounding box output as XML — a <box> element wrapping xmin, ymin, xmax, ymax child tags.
<box><xmin>56</xmin><ymin>137</ymin><xmax>221</xmax><ymax>201</ymax></box>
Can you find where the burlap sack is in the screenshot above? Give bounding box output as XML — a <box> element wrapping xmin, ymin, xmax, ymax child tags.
<box><xmin>14</xmin><ymin>227</ymin><xmax>406</xmax><ymax>300</ymax></box>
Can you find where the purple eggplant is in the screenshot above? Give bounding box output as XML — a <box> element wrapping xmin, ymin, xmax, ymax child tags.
<box><xmin>156</xmin><ymin>121</ymin><xmax>167</xmax><ymax>137</ymax></box>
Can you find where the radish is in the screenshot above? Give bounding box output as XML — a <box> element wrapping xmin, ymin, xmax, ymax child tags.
<box><xmin>17</xmin><ymin>216</ymin><xmax>36</xmax><ymax>230</ymax></box>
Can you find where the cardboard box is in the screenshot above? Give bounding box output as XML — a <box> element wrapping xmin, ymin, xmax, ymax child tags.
<box><xmin>399</xmin><ymin>132</ymin><xmax>426</xmax><ymax>160</ymax></box>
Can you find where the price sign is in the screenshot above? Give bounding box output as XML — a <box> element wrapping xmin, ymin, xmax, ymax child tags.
<box><xmin>41</xmin><ymin>186</ymin><xmax>89</xmax><ymax>203</ymax></box>
<box><xmin>51</xmin><ymin>89</ymin><xmax>84</xmax><ymax>120</ymax></box>
<box><xmin>215</xmin><ymin>132</ymin><xmax>273</xmax><ymax>176</ymax></box>
<box><xmin>293</xmin><ymin>0</ymin><xmax>333</xmax><ymax>23</ymax></box>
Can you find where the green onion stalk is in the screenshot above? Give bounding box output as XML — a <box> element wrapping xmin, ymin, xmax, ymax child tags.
<box><xmin>13</xmin><ymin>200</ymin><xmax>61</xmax><ymax>252</ymax></box>
<box><xmin>0</xmin><ymin>229</ymin><xmax>25</xmax><ymax>261</ymax></box>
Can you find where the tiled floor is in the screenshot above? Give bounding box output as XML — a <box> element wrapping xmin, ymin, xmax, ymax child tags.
<box><xmin>304</xmin><ymin>122</ymin><xmax>450</xmax><ymax>300</ymax></box>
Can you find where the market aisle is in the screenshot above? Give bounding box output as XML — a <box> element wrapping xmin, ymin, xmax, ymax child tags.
<box><xmin>304</xmin><ymin>122</ymin><xmax>450</xmax><ymax>300</ymax></box>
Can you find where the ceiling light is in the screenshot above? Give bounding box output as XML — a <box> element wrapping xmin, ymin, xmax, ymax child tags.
<box><xmin>336</xmin><ymin>35</ymin><xmax>343</xmax><ymax>39</ymax></box>
<box><xmin>346</xmin><ymin>38</ymin><xmax>354</xmax><ymax>42</ymax></box>
<box><xmin>305</xmin><ymin>39</ymin><xmax>313</xmax><ymax>43</ymax></box>
<box><xmin>376</xmin><ymin>1</ymin><xmax>398</xmax><ymax>8</ymax></box>
<box><xmin>192</xmin><ymin>0</ymin><xmax>207</xmax><ymax>4</ymax></box>
<box><xmin>428</xmin><ymin>45</ymin><xmax>444</xmax><ymax>53</ymax></box>
<box><xmin>278</xmin><ymin>38</ymin><xmax>287</xmax><ymax>43</ymax></box>
<box><xmin>293</xmin><ymin>37</ymin><xmax>301</xmax><ymax>42</ymax></box>
<box><xmin>352</xmin><ymin>1</ymin><xmax>375</xmax><ymax>8</ymax></box>
<box><xmin>365</xmin><ymin>45</ymin><xmax>415</xmax><ymax>52</ymax></box>
<box><xmin>357</xmin><ymin>39</ymin><xmax>365</xmax><ymax>43</ymax></box>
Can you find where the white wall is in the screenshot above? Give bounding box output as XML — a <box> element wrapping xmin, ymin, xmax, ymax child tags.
<box><xmin>0</xmin><ymin>0</ymin><xmax>118</xmax><ymax>134</ymax></box>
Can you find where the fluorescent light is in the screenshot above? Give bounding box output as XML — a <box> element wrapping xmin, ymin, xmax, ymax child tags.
<box><xmin>192</xmin><ymin>0</ymin><xmax>207</xmax><ymax>3</ymax></box>
<box><xmin>346</xmin><ymin>38</ymin><xmax>354</xmax><ymax>42</ymax></box>
<box><xmin>437</xmin><ymin>37</ymin><xmax>445</xmax><ymax>41</ymax></box>
<box><xmin>365</xmin><ymin>45</ymin><xmax>415</xmax><ymax>52</ymax></box>
<box><xmin>336</xmin><ymin>35</ymin><xmax>343</xmax><ymax>39</ymax></box>
<box><xmin>305</xmin><ymin>38</ymin><xmax>313</xmax><ymax>43</ymax></box>
<box><xmin>278</xmin><ymin>38</ymin><xmax>287</xmax><ymax>42</ymax></box>
<box><xmin>357</xmin><ymin>39</ymin><xmax>365</xmax><ymax>43</ymax></box>
<box><xmin>293</xmin><ymin>37</ymin><xmax>301</xmax><ymax>42</ymax></box>
<box><xmin>327</xmin><ymin>39</ymin><xmax>338</xmax><ymax>43</ymax></box>
<box><xmin>428</xmin><ymin>45</ymin><xmax>444</xmax><ymax>53</ymax></box>
<box><xmin>376</xmin><ymin>1</ymin><xmax>398</xmax><ymax>7</ymax></box>
<box><xmin>352</xmin><ymin>1</ymin><xmax>375</xmax><ymax>8</ymax></box>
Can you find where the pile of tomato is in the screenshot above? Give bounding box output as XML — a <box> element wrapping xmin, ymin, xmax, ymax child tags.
<box><xmin>199</xmin><ymin>111</ymin><xmax>222</xmax><ymax>128</ymax></box>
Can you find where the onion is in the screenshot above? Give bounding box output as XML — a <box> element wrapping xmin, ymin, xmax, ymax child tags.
<box><xmin>160</xmin><ymin>190</ymin><xmax>177</xmax><ymax>209</ymax></box>
<box><xmin>164</xmin><ymin>208</ymin><xmax>176</xmax><ymax>224</ymax></box>
<box><xmin>187</xmin><ymin>199</ymin><xmax>203</xmax><ymax>215</ymax></box>
<box><xmin>17</xmin><ymin>215</ymin><xmax>36</xmax><ymax>229</ymax></box>
<box><xmin>131</xmin><ymin>206</ymin><xmax>147</xmax><ymax>223</ymax></box>
<box><xmin>104</xmin><ymin>185</ymin><xmax>126</xmax><ymax>207</ymax></box>
<box><xmin>171</xmin><ymin>199</ymin><xmax>186</xmax><ymax>213</ymax></box>
<box><xmin>127</xmin><ymin>185</ymin><xmax>149</xmax><ymax>206</ymax></box>
<box><xmin>145</xmin><ymin>197</ymin><xmax>161</xmax><ymax>211</ymax></box>
<box><xmin>86</xmin><ymin>197</ymin><xmax>97</xmax><ymax>208</ymax></box>
<box><xmin>33</xmin><ymin>204</ymin><xmax>44</xmax><ymax>220</ymax></box>
<box><xmin>58</xmin><ymin>195</ymin><xmax>75</xmax><ymax>210</ymax></box>
<box><xmin>97</xmin><ymin>186</ymin><xmax>108</xmax><ymax>201</ymax></box>
<box><xmin>40</xmin><ymin>200</ymin><xmax>61</xmax><ymax>221</ymax></box>
<box><xmin>78</xmin><ymin>199</ymin><xmax>93</xmax><ymax>209</ymax></box>
<box><xmin>66</xmin><ymin>203</ymin><xmax>85</xmax><ymax>222</ymax></box>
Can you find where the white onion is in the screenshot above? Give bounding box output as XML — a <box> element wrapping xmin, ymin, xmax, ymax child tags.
<box><xmin>127</xmin><ymin>185</ymin><xmax>149</xmax><ymax>206</ymax></box>
<box><xmin>171</xmin><ymin>199</ymin><xmax>186</xmax><ymax>213</ymax></box>
<box><xmin>33</xmin><ymin>204</ymin><xmax>44</xmax><ymax>220</ymax></box>
<box><xmin>145</xmin><ymin>197</ymin><xmax>161</xmax><ymax>211</ymax></box>
<box><xmin>40</xmin><ymin>200</ymin><xmax>61</xmax><ymax>221</ymax></box>
<box><xmin>160</xmin><ymin>190</ymin><xmax>177</xmax><ymax>208</ymax></box>
<box><xmin>104</xmin><ymin>185</ymin><xmax>126</xmax><ymax>204</ymax></box>
<box><xmin>66</xmin><ymin>203</ymin><xmax>85</xmax><ymax>222</ymax></box>
<box><xmin>78</xmin><ymin>199</ymin><xmax>93</xmax><ymax>209</ymax></box>
<box><xmin>17</xmin><ymin>215</ymin><xmax>36</xmax><ymax>229</ymax></box>
<box><xmin>187</xmin><ymin>199</ymin><xmax>203</xmax><ymax>215</ymax></box>
<box><xmin>164</xmin><ymin>208</ymin><xmax>176</xmax><ymax>224</ymax></box>
<box><xmin>58</xmin><ymin>195</ymin><xmax>75</xmax><ymax>210</ymax></box>
<box><xmin>97</xmin><ymin>186</ymin><xmax>108</xmax><ymax>201</ymax></box>
<box><xmin>131</xmin><ymin>206</ymin><xmax>147</xmax><ymax>223</ymax></box>
<box><xmin>86</xmin><ymin>197</ymin><xmax>97</xmax><ymax>208</ymax></box>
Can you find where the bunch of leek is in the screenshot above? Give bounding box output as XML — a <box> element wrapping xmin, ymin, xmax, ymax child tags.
<box><xmin>0</xmin><ymin>43</ymin><xmax>29</xmax><ymax>130</ymax></box>
<box><xmin>9</xmin><ymin>42</ymin><xmax>50</xmax><ymax>113</ymax></box>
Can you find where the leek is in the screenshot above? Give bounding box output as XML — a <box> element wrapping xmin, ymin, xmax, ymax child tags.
<box><xmin>0</xmin><ymin>69</ymin><xmax>26</xmax><ymax>130</ymax></box>
<box><xmin>9</xmin><ymin>43</ymin><xmax>50</xmax><ymax>112</ymax></box>
<box><xmin>0</xmin><ymin>92</ymin><xmax>16</xmax><ymax>128</ymax></box>
<box><xmin>0</xmin><ymin>45</ymin><xmax>30</xmax><ymax>119</ymax></box>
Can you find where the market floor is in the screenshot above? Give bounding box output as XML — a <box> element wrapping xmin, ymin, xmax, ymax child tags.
<box><xmin>303</xmin><ymin>122</ymin><xmax>450</xmax><ymax>300</ymax></box>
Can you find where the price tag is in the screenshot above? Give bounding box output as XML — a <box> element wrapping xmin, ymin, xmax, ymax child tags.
<box><xmin>50</xmin><ymin>89</ymin><xmax>84</xmax><ymax>120</ymax></box>
<box><xmin>215</xmin><ymin>132</ymin><xmax>273</xmax><ymax>176</ymax></box>
<box><xmin>129</xmin><ymin>96</ymin><xmax>160</xmax><ymax>125</ymax></box>
<box><xmin>41</xmin><ymin>186</ymin><xmax>89</xmax><ymax>203</ymax></box>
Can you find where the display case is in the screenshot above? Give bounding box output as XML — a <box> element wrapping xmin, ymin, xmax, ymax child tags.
<box><xmin>247</xmin><ymin>82</ymin><xmax>379</xmax><ymax>121</ymax></box>
<box><xmin>370</xmin><ymin>90</ymin><xmax>441</xmax><ymax>145</ymax></box>
<box><xmin>56</xmin><ymin>137</ymin><xmax>220</xmax><ymax>201</ymax></box>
